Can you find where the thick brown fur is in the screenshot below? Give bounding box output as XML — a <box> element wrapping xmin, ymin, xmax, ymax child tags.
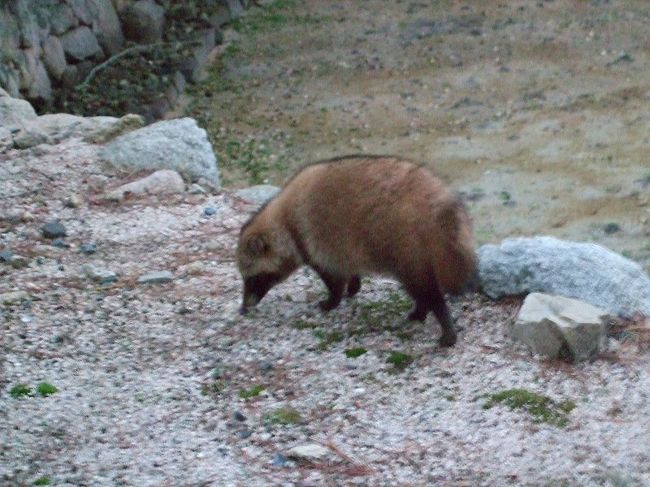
<box><xmin>237</xmin><ymin>155</ymin><xmax>477</xmax><ymax>346</ymax></box>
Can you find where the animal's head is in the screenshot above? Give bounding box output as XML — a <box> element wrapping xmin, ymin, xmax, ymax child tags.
<box><xmin>237</xmin><ymin>221</ymin><xmax>299</xmax><ymax>314</ymax></box>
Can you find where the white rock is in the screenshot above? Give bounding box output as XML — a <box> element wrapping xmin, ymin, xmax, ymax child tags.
<box><xmin>286</xmin><ymin>443</ymin><xmax>331</xmax><ymax>461</ymax></box>
<box><xmin>478</xmin><ymin>236</ymin><xmax>650</xmax><ymax>317</ymax></box>
<box><xmin>99</xmin><ymin>118</ymin><xmax>220</xmax><ymax>186</ymax></box>
<box><xmin>514</xmin><ymin>292</ymin><xmax>609</xmax><ymax>361</ymax></box>
<box><xmin>0</xmin><ymin>96</ymin><xmax>38</xmax><ymax>129</ymax></box>
<box><xmin>104</xmin><ymin>170</ymin><xmax>185</xmax><ymax>201</ymax></box>
<box><xmin>234</xmin><ymin>185</ymin><xmax>280</xmax><ymax>205</ymax></box>
<box><xmin>137</xmin><ymin>271</ymin><xmax>174</xmax><ymax>285</ymax></box>
<box><xmin>0</xmin><ymin>291</ymin><xmax>30</xmax><ymax>305</ymax></box>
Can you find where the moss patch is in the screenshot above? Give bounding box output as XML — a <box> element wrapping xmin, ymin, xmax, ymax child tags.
<box><xmin>10</xmin><ymin>383</ymin><xmax>32</xmax><ymax>398</ymax></box>
<box><xmin>36</xmin><ymin>382</ymin><xmax>58</xmax><ymax>397</ymax></box>
<box><xmin>264</xmin><ymin>406</ymin><xmax>302</xmax><ymax>425</ymax></box>
<box><xmin>386</xmin><ymin>351</ymin><xmax>414</xmax><ymax>372</ymax></box>
<box><xmin>345</xmin><ymin>347</ymin><xmax>368</xmax><ymax>358</ymax></box>
<box><xmin>239</xmin><ymin>385</ymin><xmax>265</xmax><ymax>399</ymax></box>
<box><xmin>484</xmin><ymin>388</ymin><xmax>575</xmax><ymax>427</ymax></box>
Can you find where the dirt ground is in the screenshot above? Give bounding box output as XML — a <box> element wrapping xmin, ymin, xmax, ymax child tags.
<box><xmin>187</xmin><ymin>0</ymin><xmax>650</xmax><ymax>271</ymax></box>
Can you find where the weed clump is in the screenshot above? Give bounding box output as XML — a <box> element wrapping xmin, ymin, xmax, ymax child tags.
<box><xmin>386</xmin><ymin>351</ymin><xmax>414</xmax><ymax>372</ymax></box>
<box><xmin>264</xmin><ymin>406</ymin><xmax>302</xmax><ymax>426</ymax></box>
<box><xmin>36</xmin><ymin>382</ymin><xmax>58</xmax><ymax>397</ymax></box>
<box><xmin>484</xmin><ymin>388</ymin><xmax>576</xmax><ymax>427</ymax></box>
<box><xmin>10</xmin><ymin>383</ymin><xmax>32</xmax><ymax>398</ymax></box>
<box><xmin>345</xmin><ymin>347</ymin><xmax>368</xmax><ymax>358</ymax></box>
<box><xmin>239</xmin><ymin>385</ymin><xmax>265</xmax><ymax>399</ymax></box>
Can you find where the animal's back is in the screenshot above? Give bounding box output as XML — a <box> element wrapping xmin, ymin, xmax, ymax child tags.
<box><xmin>275</xmin><ymin>155</ymin><xmax>476</xmax><ymax>294</ymax></box>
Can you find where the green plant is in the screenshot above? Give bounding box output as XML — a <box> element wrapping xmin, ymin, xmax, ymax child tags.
<box><xmin>36</xmin><ymin>382</ymin><xmax>58</xmax><ymax>396</ymax></box>
<box><xmin>34</xmin><ymin>477</ymin><xmax>50</xmax><ymax>486</ymax></box>
<box><xmin>10</xmin><ymin>383</ymin><xmax>32</xmax><ymax>398</ymax></box>
<box><xmin>316</xmin><ymin>330</ymin><xmax>345</xmax><ymax>350</ymax></box>
<box><xmin>345</xmin><ymin>347</ymin><xmax>368</xmax><ymax>358</ymax></box>
<box><xmin>264</xmin><ymin>406</ymin><xmax>302</xmax><ymax>425</ymax></box>
<box><xmin>386</xmin><ymin>351</ymin><xmax>414</xmax><ymax>371</ymax></box>
<box><xmin>239</xmin><ymin>385</ymin><xmax>265</xmax><ymax>399</ymax></box>
<box><xmin>484</xmin><ymin>388</ymin><xmax>575</xmax><ymax>427</ymax></box>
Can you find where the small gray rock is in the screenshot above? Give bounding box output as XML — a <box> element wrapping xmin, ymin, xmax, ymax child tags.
<box><xmin>234</xmin><ymin>185</ymin><xmax>281</xmax><ymax>206</ymax></box>
<box><xmin>0</xmin><ymin>250</ymin><xmax>13</xmax><ymax>263</ymax></box>
<box><xmin>286</xmin><ymin>444</ymin><xmax>331</xmax><ymax>461</ymax></box>
<box><xmin>514</xmin><ymin>293</ymin><xmax>609</xmax><ymax>361</ymax></box>
<box><xmin>83</xmin><ymin>264</ymin><xmax>118</xmax><ymax>284</ymax></box>
<box><xmin>80</xmin><ymin>243</ymin><xmax>97</xmax><ymax>255</ymax></box>
<box><xmin>0</xmin><ymin>96</ymin><xmax>38</xmax><ymax>130</ymax></box>
<box><xmin>272</xmin><ymin>453</ymin><xmax>289</xmax><ymax>467</ymax></box>
<box><xmin>203</xmin><ymin>207</ymin><xmax>216</xmax><ymax>216</ymax></box>
<box><xmin>104</xmin><ymin>170</ymin><xmax>185</xmax><ymax>201</ymax></box>
<box><xmin>233</xmin><ymin>411</ymin><xmax>246</xmax><ymax>422</ymax></box>
<box><xmin>41</xmin><ymin>222</ymin><xmax>67</xmax><ymax>239</ymax></box>
<box><xmin>137</xmin><ymin>271</ymin><xmax>174</xmax><ymax>285</ymax></box>
<box><xmin>0</xmin><ymin>291</ymin><xmax>30</xmax><ymax>305</ymax></box>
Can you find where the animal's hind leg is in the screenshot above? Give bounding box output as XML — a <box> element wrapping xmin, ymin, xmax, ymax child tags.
<box><xmin>347</xmin><ymin>275</ymin><xmax>361</xmax><ymax>298</ymax></box>
<box><xmin>429</xmin><ymin>283</ymin><xmax>456</xmax><ymax>347</ymax></box>
<box><xmin>312</xmin><ymin>266</ymin><xmax>346</xmax><ymax>311</ymax></box>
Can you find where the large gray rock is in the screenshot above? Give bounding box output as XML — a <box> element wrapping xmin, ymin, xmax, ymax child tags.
<box><xmin>60</xmin><ymin>26</ymin><xmax>103</xmax><ymax>61</ymax></box>
<box><xmin>99</xmin><ymin>118</ymin><xmax>220</xmax><ymax>186</ymax></box>
<box><xmin>121</xmin><ymin>0</ymin><xmax>165</xmax><ymax>44</ymax></box>
<box><xmin>42</xmin><ymin>36</ymin><xmax>67</xmax><ymax>80</ymax></box>
<box><xmin>478</xmin><ymin>236</ymin><xmax>650</xmax><ymax>317</ymax></box>
<box><xmin>514</xmin><ymin>292</ymin><xmax>608</xmax><ymax>361</ymax></box>
<box><xmin>88</xmin><ymin>0</ymin><xmax>124</xmax><ymax>56</ymax></box>
<box><xmin>104</xmin><ymin>169</ymin><xmax>185</xmax><ymax>201</ymax></box>
<box><xmin>0</xmin><ymin>95</ymin><xmax>37</xmax><ymax>129</ymax></box>
<box><xmin>50</xmin><ymin>4</ymin><xmax>78</xmax><ymax>35</ymax></box>
<box><xmin>234</xmin><ymin>185</ymin><xmax>280</xmax><ymax>205</ymax></box>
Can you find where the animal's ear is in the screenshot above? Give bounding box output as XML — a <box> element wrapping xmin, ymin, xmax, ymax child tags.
<box><xmin>246</xmin><ymin>233</ymin><xmax>270</xmax><ymax>256</ymax></box>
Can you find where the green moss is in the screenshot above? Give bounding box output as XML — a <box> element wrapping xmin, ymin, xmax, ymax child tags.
<box><xmin>484</xmin><ymin>388</ymin><xmax>575</xmax><ymax>427</ymax></box>
<box><xmin>36</xmin><ymin>382</ymin><xmax>58</xmax><ymax>397</ymax></box>
<box><xmin>34</xmin><ymin>477</ymin><xmax>50</xmax><ymax>486</ymax></box>
<box><xmin>345</xmin><ymin>347</ymin><xmax>368</xmax><ymax>358</ymax></box>
<box><xmin>239</xmin><ymin>385</ymin><xmax>265</xmax><ymax>399</ymax></box>
<box><xmin>386</xmin><ymin>351</ymin><xmax>413</xmax><ymax>371</ymax></box>
<box><xmin>10</xmin><ymin>383</ymin><xmax>32</xmax><ymax>398</ymax></box>
<box><xmin>316</xmin><ymin>330</ymin><xmax>345</xmax><ymax>350</ymax></box>
<box><xmin>264</xmin><ymin>406</ymin><xmax>302</xmax><ymax>425</ymax></box>
<box><xmin>292</xmin><ymin>319</ymin><xmax>320</xmax><ymax>330</ymax></box>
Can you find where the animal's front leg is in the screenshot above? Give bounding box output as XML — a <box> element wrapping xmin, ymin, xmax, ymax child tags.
<box><xmin>312</xmin><ymin>266</ymin><xmax>346</xmax><ymax>311</ymax></box>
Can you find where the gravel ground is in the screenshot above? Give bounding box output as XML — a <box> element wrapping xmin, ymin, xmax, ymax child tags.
<box><xmin>2</xmin><ymin>139</ymin><xmax>650</xmax><ymax>486</ymax></box>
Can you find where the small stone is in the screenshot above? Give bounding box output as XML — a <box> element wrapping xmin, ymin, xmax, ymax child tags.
<box><xmin>233</xmin><ymin>411</ymin><xmax>246</xmax><ymax>422</ymax></box>
<box><xmin>238</xmin><ymin>430</ymin><xmax>252</xmax><ymax>439</ymax></box>
<box><xmin>286</xmin><ymin>444</ymin><xmax>331</xmax><ymax>461</ymax></box>
<box><xmin>204</xmin><ymin>207</ymin><xmax>216</xmax><ymax>216</ymax></box>
<box><xmin>137</xmin><ymin>271</ymin><xmax>174</xmax><ymax>285</ymax></box>
<box><xmin>234</xmin><ymin>185</ymin><xmax>281</xmax><ymax>206</ymax></box>
<box><xmin>80</xmin><ymin>243</ymin><xmax>97</xmax><ymax>255</ymax></box>
<box><xmin>189</xmin><ymin>184</ymin><xmax>207</xmax><ymax>195</ymax></box>
<box><xmin>0</xmin><ymin>250</ymin><xmax>13</xmax><ymax>263</ymax></box>
<box><xmin>22</xmin><ymin>211</ymin><xmax>35</xmax><ymax>223</ymax></box>
<box><xmin>259</xmin><ymin>361</ymin><xmax>274</xmax><ymax>372</ymax></box>
<box><xmin>83</xmin><ymin>264</ymin><xmax>118</xmax><ymax>284</ymax></box>
<box><xmin>603</xmin><ymin>222</ymin><xmax>621</xmax><ymax>234</ymax></box>
<box><xmin>0</xmin><ymin>291</ymin><xmax>30</xmax><ymax>305</ymax></box>
<box><xmin>41</xmin><ymin>222</ymin><xmax>67</xmax><ymax>239</ymax></box>
<box><xmin>272</xmin><ymin>453</ymin><xmax>289</xmax><ymax>467</ymax></box>
<box><xmin>52</xmin><ymin>239</ymin><xmax>70</xmax><ymax>249</ymax></box>
<box><xmin>10</xmin><ymin>255</ymin><xmax>29</xmax><ymax>269</ymax></box>
<box><xmin>64</xmin><ymin>194</ymin><xmax>83</xmax><ymax>208</ymax></box>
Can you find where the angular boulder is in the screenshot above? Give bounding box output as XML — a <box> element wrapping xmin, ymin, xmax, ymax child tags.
<box><xmin>478</xmin><ymin>236</ymin><xmax>650</xmax><ymax>317</ymax></box>
<box><xmin>514</xmin><ymin>293</ymin><xmax>608</xmax><ymax>361</ymax></box>
<box><xmin>99</xmin><ymin>118</ymin><xmax>220</xmax><ymax>187</ymax></box>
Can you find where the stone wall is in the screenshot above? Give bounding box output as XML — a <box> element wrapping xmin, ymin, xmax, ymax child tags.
<box><xmin>0</xmin><ymin>0</ymin><xmax>249</xmax><ymax>112</ymax></box>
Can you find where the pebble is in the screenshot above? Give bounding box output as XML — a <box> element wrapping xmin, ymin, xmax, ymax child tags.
<box><xmin>0</xmin><ymin>291</ymin><xmax>30</xmax><ymax>305</ymax></box>
<box><xmin>259</xmin><ymin>361</ymin><xmax>274</xmax><ymax>372</ymax></box>
<box><xmin>286</xmin><ymin>444</ymin><xmax>331</xmax><ymax>461</ymax></box>
<box><xmin>189</xmin><ymin>184</ymin><xmax>207</xmax><ymax>195</ymax></box>
<box><xmin>137</xmin><ymin>271</ymin><xmax>174</xmax><ymax>285</ymax></box>
<box><xmin>41</xmin><ymin>222</ymin><xmax>67</xmax><ymax>239</ymax></box>
<box><xmin>64</xmin><ymin>194</ymin><xmax>83</xmax><ymax>208</ymax></box>
<box><xmin>52</xmin><ymin>238</ymin><xmax>70</xmax><ymax>248</ymax></box>
<box><xmin>10</xmin><ymin>255</ymin><xmax>29</xmax><ymax>269</ymax></box>
<box><xmin>0</xmin><ymin>250</ymin><xmax>13</xmax><ymax>263</ymax></box>
<box><xmin>238</xmin><ymin>430</ymin><xmax>252</xmax><ymax>439</ymax></box>
<box><xmin>233</xmin><ymin>411</ymin><xmax>246</xmax><ymax>422</ymax></box>
<box><xmin>204</xmin><ymin>207</ymin><xmax>217</xmax><ymax>216</ymax></box>
<box><xmin>83</xmin><ymin>264</ymin><xmax>118</xmax><ymax>284</ymax></box>
<box><xmin>272</xmin><ymin>453</ymin><xmax>289</xmax><ymax>467</ymax></box>
<box><xmin>80</xmin><ymin>243</ymin><xmax>97</xmax><ymax>255</ymax></box>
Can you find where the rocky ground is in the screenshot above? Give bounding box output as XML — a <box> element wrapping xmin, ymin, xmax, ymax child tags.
<box><xmin>3</xmin><ymin>1</ymin><xmax>650</xmax><ymax>486</ymax></box>
<box><xmin>1</xmin><ymin>134</ymin><xmax>650</xmax><ymax>486</ymax></box>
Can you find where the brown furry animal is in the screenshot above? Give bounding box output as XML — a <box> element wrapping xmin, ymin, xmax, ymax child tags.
<box><xmin>237</xmin><ymin>155</ymin><xmax>476</xmax><ymax>346</ymax></box>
